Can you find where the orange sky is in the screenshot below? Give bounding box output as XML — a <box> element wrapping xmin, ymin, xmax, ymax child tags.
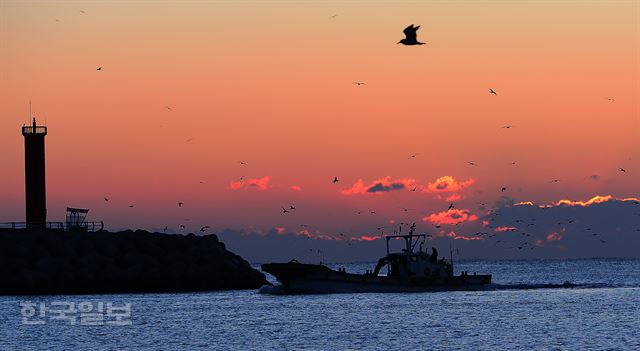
<box><xmin>0</xmin><ymin>1</ymin><xmax>638</xmax><ymax>236</ymax></box>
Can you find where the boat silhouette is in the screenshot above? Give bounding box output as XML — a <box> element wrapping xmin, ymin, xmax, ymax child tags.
<box><xmin>262</xmin><ymin>227</ymin><xmax>491</xmax><ymax>294</ymax></box>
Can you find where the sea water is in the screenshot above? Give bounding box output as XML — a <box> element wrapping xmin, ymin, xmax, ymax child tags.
<box><xmin>0</xmin><ymin>259</ymin><xmax>638</xmax><ymax>350</ymax></box>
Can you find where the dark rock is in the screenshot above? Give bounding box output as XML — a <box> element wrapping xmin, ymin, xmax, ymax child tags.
<box><xmin>0</xmin><ymin>228</ymin><xmax>266</xmax><ymax>295</ymax></box>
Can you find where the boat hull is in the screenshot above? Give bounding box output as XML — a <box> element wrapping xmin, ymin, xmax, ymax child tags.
<box><xmin>261</xmin><ymin>262</ymin><xmax>491</xmax><ymax>294</ymax></box>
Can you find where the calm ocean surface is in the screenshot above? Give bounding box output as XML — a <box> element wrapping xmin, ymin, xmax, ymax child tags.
<box><xmin>1</xmin><ymin>259</ymin><xmax>638</xmax><ymax>350</ymax></box>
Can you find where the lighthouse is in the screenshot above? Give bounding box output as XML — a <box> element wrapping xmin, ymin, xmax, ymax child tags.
<box><xmin>22</xmin><ymin>117</ymin><xmax>47</xmax><ymax>228</ymax></box>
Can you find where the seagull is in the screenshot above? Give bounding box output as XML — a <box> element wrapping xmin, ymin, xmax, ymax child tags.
<box><xmin>398</xmin><ymin>24</ymin><xmax>425</xmax><ymax>45</ymax></box>
<box><xmin>163</xmin><ymin>226</ymin><xmax>168</xmax><ymax>232</ymax></box>
<box><xmin>408</xmin><ymin>153</ymin><xmax>418</xmax><ymax>159</ymax></box>
<box><xmin>550</xmin><ymin>179</ymin><xmax>561</xmax><ymax>183</ymax></box>
<box><xmin>501</xmin><ymin>125</ymin><xmax>514</xmax><ymax>129</ymax></box>
<box><xmin>165</xmin><ymin>106</ymin><xmax>173</xmax><ymax>111</ymax></box>
<box><xmin>605</xmin><ymin>97</ymin><xmax>615</xmax><ymax>102</ymax></box>
<box><xmin>240</xmin><ymin>161</ymin><xmax>247</xmax><ymax>165</ymax></box>
<box><xmin>489</xmin><ymin>89</ymin><xmax>497</xmax><ymax>95</ymax></box>
<box><xmin>178</xmin><ymin>202</ymin><xmax>183</xmax><ymax>207</ymax></box>
<box><xmin>282</xmin><ymin>207</ymin><xmax>290</xmax><ymax>214</ymax></box>
<box><xmin>468</xmin><ymin>161</ymin><xmax>476</xmax><ymax>166</ymax></box>
<box><xmin>330</xmin><ymin>14</ymin><xmax>338</xmax><ymax>19</ymax></box>
<box><xmin>179</xmin><ymin>224</ymin><xmax>185</xmax><ymax>229</ymax></box>
<box><xmin>411</xmin><ymin>186</ymin><xmax>417</xmax><ymax>192</ymax></box>
<box><xmin>128</xmin><ymin>205</ymin><xmax>134</xmax><ymax>208</ymax></box>
<box><xmin>290</xmin><ymin>205</ymin><xmax>296</xmax><ymax>210</ymax></box>
<box><xmin>104</xmin><ymin>197</ymin><xmax>109</xmax><ymax>202</ymax></box>
<box><xmin>96</xmin><ymin>67</ymin><xmax>102</xmax><ymax>71</ymax></box>
<box><xmin>353</xmin><ymin>81</ymin><xmax>365</xmax><ymax>86</ymax></box>
<box><xmin>501</xmin><ymin>187</ymin><xmax>507</xmax><ymax>192</ymax></box>
<box><xmin>200</xmin><ymin>226</ymin><xmax>209</xmax><ymax>232</ymax></box>
<box><xmin>333</xmin><ymin>177</ymin><xmax>339</xmax><ymax>183</ymax></box>
<box><xmin>370</xmin><ymin>211</ymin><xmax>377</xmax><ymax>215</ymax></box>
<box><xmin>619</xmin><ymin>168</ymin><xmax>626</xmax><ymax>173</ymax></box>
<box><xmin>447</xmin><ymin>203</ymin><xmax>454</xmax><ymax>211</ymax></box>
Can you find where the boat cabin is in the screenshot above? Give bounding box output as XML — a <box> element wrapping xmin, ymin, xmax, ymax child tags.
<box><xmin>372</xmin><ymin>229</ymin><xmax>453</xmax><ymax>278</ymax></box>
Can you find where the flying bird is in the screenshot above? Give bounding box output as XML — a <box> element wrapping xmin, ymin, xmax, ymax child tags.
<box><xmin>333</xmin><ymin>177</ymin><xmax>339</xmax><ymax>183</ymax></box>
<box><xmin>447</xmin><ymin>203</ymin><xmax>454</xmax><ymax>211</ymax></box>
<box><xmin>178</xmin><ymin>202</ymin><xmax>183</xmax><ymax>207</ymax></box>
<box><xmin>353</xmin><ymin>81</ymin><xmax>365</xmax><ymax>86</ymax></box>
<box><xmin>619</xmin><ymin>168</ymin><xmax>626</xmax><ymax>172</ymax></box>
<box><xmin>467</xmin><ymin>162</ymin><xmax>476</xmax><ymax>166</ymax></box>
<box><xmin>605</xmin><ymin>97</ymin><xmax>615</xmax><ymax>102</ymax></box>
<box><xmin>501</xmin><ymin>125</ymin><xmax>514</xmax><ymax>129</ymax></box>
<box><xmin>411</xmin><ymin>186</ymin><xmax>417</xmax><ymax>192</ymax></box>
<box><xmin>179</xmin><ymin>224</ymin><xmax>185</xmax><ymax>229</ymax></box>
<box><xmin>240</xmin><ymin>161</ymin><xmax>247</xmax><ymax>165</ymax></box>
<box><xmin>408</xmin><ymin>153</ymin><xmax>418</xmax><ymax>159</ymax></box>
<box><xmin>489</xmin><ymin>89</ymin><xmax>497</xmax><ymax>95</ymax></box>
<box><xmin>501</xmin><ymin>187</ymin><xmax>507</xmax><ymax>192</ymax></box>
<box><xmin>104</xmin><ymin>197</ymin><xmax>109</xmax><ymax>202</ymax></box>
<box><xmin>163</xmin><ymin>226</ymin><xmax>168</xmax><ymax>232</ymax></box>
<box><xmin>290</xmin><ymin>205</ymin><xmax>296</xmax><ymax>210</ymax></box>
<box><xmin>96</xmin><ymin>67</ymin><xmax>102</xmax><ymax>71</ymax></box>
<box><xmin>282</xmin><ymin>207</ymin><xmax>290</xmax><ymax>214</ymax></box>
<box><xmin>398</xmin><ymin>24</ymin><xmax>425</xmax><ymax>45</ymax></box>
<box><xmin>165</xmin><ymin>106</ymin><xmax>173</xmax><ymax>111</ymax></box>
<box><xmin>128</xmin><ymin>205</ymin><xmax>134</xmax><ymax>208</ymax></box>
<box><xmin>200</xmin><ymin>226</ymin><xmax>209</xmax><ymax>232</ymax></box>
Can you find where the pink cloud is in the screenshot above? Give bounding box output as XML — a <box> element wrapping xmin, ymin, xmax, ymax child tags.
<box><xmin>555</xmin><ymin>195</ymin><xmax>613</xmax><ymax>207</ymax></box>
<box><xmin>342</xmin><ymin>176</ymin><xmax>415</xmax><ymax>195</ymax></box>
<box><xmin>290</xmin><ymin>185</ymin><xmax>302</xmax><ymax>191</ymax></box>
<box><xmin>229</xmin><ymin>176</ymin><xmax>272</xmax><ymax>190</ymax></box>
<box><xmin>446</xmin><ymin>231</ymin><xmax>483</xmax><ymax>241</ymax></box>
<box><xmin>515</xmin><ymin>201</ymin><xmax>534</xmax><ymax>206</ymax></box>
<box><xmin>546</xmin><ymin>231</ymin><xmax>564</xmax><ymax>242</ymax></box>
<box><xmin>423</xmin><ymin>176</ymin><xmax>475</xmax><ymax>193</ymax></box>
<box><xmin>423</xmin><ymin>209</ymin><xmax>478</xmax><ymax>225</ymax></box>
<box><xmin>519</xmin><ymin>195</ymin><xmax>639</xmax><ymax>208</ymax></box>
<box><xmin>445</xmin><ymin>194</ymin><xmax>462</xmax><ymax>202</ymax></box>
<box><xmin>353</xmin><ymin>234</ymin><xmax>383</xmax><ymax>242</ymax></box>
<box><xmin>495</xmin><ymin>226</ymin><xmax>518</xmax><ymax>232</ymax></box>
<box><xmin>275</xmin><ymin>227</ymin><xmax>286</xmax><ymax>235</ymax></box>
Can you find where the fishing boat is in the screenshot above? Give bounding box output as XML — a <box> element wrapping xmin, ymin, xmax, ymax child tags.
<box><xmin>261</xmin><ymin>227</ymin><xmax>491</xmax><ymax>294</ymax></box>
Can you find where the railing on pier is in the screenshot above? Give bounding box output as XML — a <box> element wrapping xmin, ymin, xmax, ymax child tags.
<box><xmin>0</xmin><ymin>221</ymin><xmax>104</xmax><ymax>232</ymax></box>
<box><xmin>21</xmin><ymin>125</ymin><xmax>47</xmax><ymax>135</ymax></box>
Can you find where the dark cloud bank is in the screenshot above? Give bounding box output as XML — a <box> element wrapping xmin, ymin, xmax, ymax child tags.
<box><xmin>218</xmin><ymin>198</ymin><xmax>640</xmax><ymax>263</ymax></box>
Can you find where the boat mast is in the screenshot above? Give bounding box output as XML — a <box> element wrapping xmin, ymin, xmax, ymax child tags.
<box><xmin>449</xmin><ymin>241</ymin><xmax>454</xmax><ymax>273</ymax></box>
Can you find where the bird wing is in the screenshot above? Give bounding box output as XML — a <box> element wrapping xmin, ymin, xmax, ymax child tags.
<box><xmin>403</xmin><ymin>24</ymin><xmax>419</xmax><ymax>41</ymax></box>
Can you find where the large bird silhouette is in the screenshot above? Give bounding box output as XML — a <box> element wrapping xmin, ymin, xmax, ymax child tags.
<box><xmin>398</xmin><ymin>24</ymin><xmax>425</xmax><ymax>45</ymax></box>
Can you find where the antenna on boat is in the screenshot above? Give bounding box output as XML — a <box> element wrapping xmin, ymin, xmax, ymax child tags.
<box><xmin>449</xmin><ymin>240</ymin><xmax>454</xmax><ymax>273</ymax></box>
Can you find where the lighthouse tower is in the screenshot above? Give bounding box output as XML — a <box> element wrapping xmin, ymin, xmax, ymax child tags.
<box><xmin>22</xmin><ymin>117</ymin><xmax>47</xmax><ymax>228</ymax></box>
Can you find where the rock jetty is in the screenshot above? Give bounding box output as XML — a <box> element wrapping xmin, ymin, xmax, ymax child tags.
<box><xmin>0</xmin><ymin>228</ymin><xmax>267</xmax><ymax>295</ymax></box>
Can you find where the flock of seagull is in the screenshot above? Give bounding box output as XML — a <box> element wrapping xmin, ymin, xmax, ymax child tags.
<box><xmin>91</xmin><ymin>22</ymin><xmax>631</xmax><ymax>255</ymax></box>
